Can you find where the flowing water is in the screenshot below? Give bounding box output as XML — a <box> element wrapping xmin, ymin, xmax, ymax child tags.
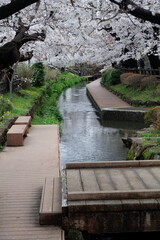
<box><xmin>58</xmin><ymin>85</ymin><xmax>144</xmax><ymax>167</ymax></box>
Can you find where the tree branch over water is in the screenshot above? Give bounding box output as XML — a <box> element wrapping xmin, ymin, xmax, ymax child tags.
<box><xmin>110</xmin><ymin>0</ymin><xmax>160</xmax><ymax>25</ymax></box>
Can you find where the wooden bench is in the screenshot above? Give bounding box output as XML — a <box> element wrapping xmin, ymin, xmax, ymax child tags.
<box><xmin>14</xmin><ymin>116</ymin><xmax>31</xmax><ymax>133</ymax></box>
<box><xmin>7</xmin><ymin>124</ymin><xmax>28</xmax><ymax>146</ymax></box>
<box><xmin>39</xmin><ymin>177</ymin><xmax>62</xmax><ymax>225</ymax></box>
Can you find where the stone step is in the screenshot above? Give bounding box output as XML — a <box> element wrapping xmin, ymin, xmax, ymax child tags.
<box><xmin>39</xmin><ymin>177</ymin><xmax>62</xmax><ymax>225</ymax></box>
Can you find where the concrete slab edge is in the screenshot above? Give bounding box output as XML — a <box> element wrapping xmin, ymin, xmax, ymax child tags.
<box><xmin>66</xmin><ymin>160</ymin><xmax>160</xmax><ymax>169</ymax></box>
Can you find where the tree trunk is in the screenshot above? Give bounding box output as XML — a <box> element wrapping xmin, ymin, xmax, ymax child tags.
<box><xmin>0</xmin><ymin>0</ymin><xmax>39</xmax><ymax>20</ymax></box>
<box><xmin>0</xmin><ymin>25</ymin><xmax>45</xmax><ymax>72</ymax></box>
<box><xmin>7</xmin><ymin>62</ymin><xmax>19</xmax><ymax>102</ymax></box>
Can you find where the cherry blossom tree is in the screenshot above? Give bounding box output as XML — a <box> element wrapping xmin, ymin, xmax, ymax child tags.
<box><xmin>0</xmin><ymin>0</ymin><xmax>159</xmax><ymax>71</ymax></box>
<box><xmin>0</xmin><ymin>0</ymin><xmax>46</xmax><ymax>97</ymax></box>
<box><xmin>70</xmin><ymin>0</ymin><xmax>160</xmax><ymax>68</ymax></box>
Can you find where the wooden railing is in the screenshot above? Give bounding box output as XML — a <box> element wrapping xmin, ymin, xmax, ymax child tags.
<box><xmin>120</xmin><ymin>68</ymin><xmax>160</xmax><ymax>78</ymax></box>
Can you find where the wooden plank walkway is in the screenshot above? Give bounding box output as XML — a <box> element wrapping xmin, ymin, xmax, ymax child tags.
<box><xmin>86</xmin><ymin>79</ymin><xmax>130</xmax><ymax>110</ymax></box>
<box><xmin>0</xmin><ymin>125</ymin><xmax>64</xmax><ymax>240</ymax></box>
<box><xmin>67</xmin><ymin>161</ymin><xmax>160</xmax><ymax>201</ymax></box>
<box><xmin>66</xmin><ymin>161</ymin><xmax>160</xmax><ymax>201</ymax></box>
<box><xmin>63</xmin><ymin>161</ymin><xmax>160</xmax><ymax>234</ymax></box>
<box><xmin>86</xmin><ymin>79</ymin><xmax>147</xmax><ymax>122</ymax></box>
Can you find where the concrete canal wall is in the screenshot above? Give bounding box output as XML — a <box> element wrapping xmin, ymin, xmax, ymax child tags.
<box><xmin>86</xmin><ymin>79</ymin><xmax>147</xmax><ymax>123</ymax></box>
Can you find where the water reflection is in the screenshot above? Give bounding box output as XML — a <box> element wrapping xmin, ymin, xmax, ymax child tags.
<box><xmin>58</xmin><ymin>86</ymin><xmax>144</xmax><ymax>167</ymax></box>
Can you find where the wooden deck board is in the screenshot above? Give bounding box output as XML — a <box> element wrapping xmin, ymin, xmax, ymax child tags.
<box><xmin>65</xmin><ymin>162</ymin><xmax>160</xmax><ymax>233</ymax></box>
<box><xmin>67</xmin><ymin>169</ymin><xmax>83</xmax><ymax>192</ymax></box>
<box><xmin>41</xmin><ymin>178</ymin><xmax>54</xmax><ymax>213</ymax></box>
<box><xmin>15</xmin><ymin>116</ymin><xmax>32</xmax><ymax>126</ymax></box>
<box><xmin>80</xmin><ymin>169</ymin><xmax>100</xmax><ymax>191</ymax></box>
<box><xmin>0</xmin><ymin>125</ymin><xmax>64</xmax><ymax>240</ymax></box>
<box><xmin>135</xmin><ymin>167</ymin><xmax>160</xmax><ymax>189</ymax></box>
<box><xmin>39</xmin><ymin>177</ymin><xmax>62</xmax><ymax>225</ymax></box>
<box><xmin>94</xmin><ymin>168</ymin><xmax>114</xmax><ymax>191</ymax></box>
<box><xmin>86</xmin><ymin>79</ymin><xmax>130</xmax><ymax>109</ymax></box>
<box><xmin>66</xmin><ymin>163</ymin><xmax>160</xmax><ymax>202</ymax></box>
<box><xmin>53</xmin><ymin>177</ymin><xmax>62</xmax><ymax>212</ymax></box>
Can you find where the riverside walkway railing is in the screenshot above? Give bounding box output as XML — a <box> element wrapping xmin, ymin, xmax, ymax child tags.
<box><xmin>120</xmin><ymin>68</ymin><xmax>160</xmax><ymax>78</ymax></box>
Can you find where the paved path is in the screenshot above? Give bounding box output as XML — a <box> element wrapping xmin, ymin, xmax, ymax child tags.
<box><xmin>0</xmin><ymin>125</ymin><xmax>64</xmax><ymax>240</ymax></box>
<box><xmin>86</xmin><ymin>79</ymin><xmax>130</xmax><ymax>110</ymax></box>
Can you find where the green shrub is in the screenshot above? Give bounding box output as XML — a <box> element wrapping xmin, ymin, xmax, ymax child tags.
<box><xmin>0</xmin><ymin>95</ymin><xmax>12</xmax><ymax>120</ymax></box>
<box><xmin>44</xmin><ymin>106</ymin><xmax>62</xmax><ymax>121</ymax></box>
<box><xmin>144</xmin><ymin>106</ymin><xmax>160</xmax><ymax>125</ymax></box>
<box><xmin>144</xmin><ymin>106</ymin><xmax>160</xmax><ymax>132</ymax></box>
<box><xmin>16</xmin><ymin>63</ymin><xmax>33</xmax><ymax>89</ymax></box>
<box><xmin>17</xmin><ymin>63</ymin><xmax>33</xmax><ymax>79</ymax></box>
<box><xmin>101</xmin><ymin>68</ymin><xmax>120</xmax><ymax>86</ymax></box>
<box><xmin>32</xmin><ymin>62</ymin><xmax>45</xmax><ymax>87</ymax></box>
<box><xmin>44</xmin><ymin>67</ymin><xmax>61</xmax><ymax>81</ymax></box>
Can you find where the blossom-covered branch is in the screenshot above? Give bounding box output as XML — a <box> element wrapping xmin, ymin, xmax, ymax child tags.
<box><xmin>110</xmin><ymin>0</ymin><xmax>160</xmax><ymax>25</ymax></box>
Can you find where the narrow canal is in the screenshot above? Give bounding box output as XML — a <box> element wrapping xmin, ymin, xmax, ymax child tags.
<box><xmin>58</xmin><ymin>85</ymin><xmax>143</xmax><ymax>167</ymax></box>
<box><xmin>58</xmin><ymin>84</ymin><xmax>149</xmax><ymax>240</ymax></box>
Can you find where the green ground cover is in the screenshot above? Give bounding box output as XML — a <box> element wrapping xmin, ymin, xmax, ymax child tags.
<box><xmin>32</xmin><ymin>72</ymin><xmax>87</xmax><ymax>125</ymax></box>
<box><xmin>0</xmin><ymin>87</ymin><xmax>43</xmax><ymax>130</ymax></box>
<box><xmin>101</xmin><ymin>68</ymin><xmax>160</xmax><ymax>160</ymax></box>
<box><xmin>0</xmin><ymin>72</ymin><xmax>87</xmax><ymax>130</ymax></box>
<box><xmin>111</xmin><ymin>84</ymin><xmax>160</xmax><ymax>102</ymax></box>
<box><xmin>4</xmin><ymin>87</ymin><xmax>43</xmax><ymax>116</ymax></box>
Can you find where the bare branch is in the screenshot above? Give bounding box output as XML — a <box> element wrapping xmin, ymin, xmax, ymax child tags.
<box><xmin>70</xmin><ymin>0</ymin><xmax>75</xmax><ymax>7</ymax></box>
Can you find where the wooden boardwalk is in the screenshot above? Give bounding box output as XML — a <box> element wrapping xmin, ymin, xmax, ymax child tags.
<box><xmin>63</xmin><ymin>161</ymin><xmax>160</xmax><ymax>234</ymax></box>
<box><xmin>66</xmin><ymin>161</ymin><xmax>160</xmax><ymax>201</ymax></box>
<box><xmin>86</xmin><ymin>79</ymin><xmax>130</xmax><ymax>110</ymax></box>
<box><xmin>86</xmin><ymin>79</ymin><xmax>147</xmax><ymax>122</ymax></box>
<box><xmin>0</xmin><ymin>125</ymin><xmax>64</xmax><ymax>240</ymax></box>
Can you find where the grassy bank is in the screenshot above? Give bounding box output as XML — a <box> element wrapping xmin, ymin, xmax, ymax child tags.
<box><xmin>101</xmin><ymin>68</ymin><xmax>160</xmax><ymax>106</ymax></box>
<box><xmin>32</xmin><ymin>72</ymin><xmax>87</xmax><ymax>125</ymax></box>
<box><xmin>111</xmin><ymin>84</ymin><xmax>160</xmax><ymax>160</ymax></box>
<box><xmin>101</xmin><ymin>69</ymin><xmax>160</xmax><ymax>160</ymax></box>
<box><xmin>0</xmin><ymin>72</ymin><xmax>87</xmax><ymax>146</ymax></box>
<box><xmin>0</xmin><ymin>86</ymin><xmax>44</xmax><ymax>130</ymax></box>
<box><xmin>110</xmin><ymin>84</ymin><xmax>160</xmax><ymax>106</ymax></box>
